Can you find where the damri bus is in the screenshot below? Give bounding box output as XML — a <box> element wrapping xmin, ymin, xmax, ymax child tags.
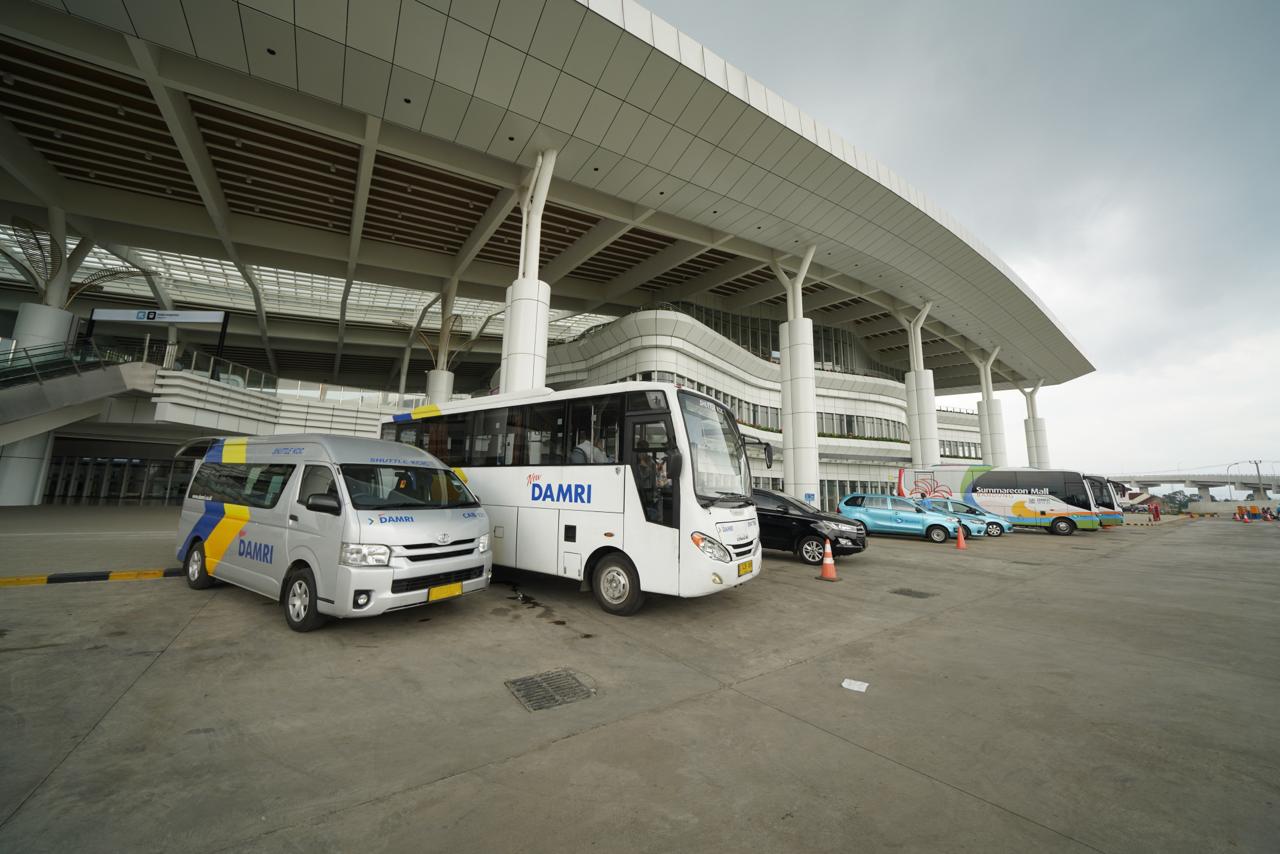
<box><xmin>380</xmin><ymin>381</ymin><xmax>764</xmax><ymax>615</ymax></box>
<box><xmin>899</xmin><ymin>465</ymin><xmax>1101</xmax><ymax>535</ymax></box>
<box><xmin>1083</xmin><ymin>474</ymin><xmax>1124</xmax><ymax>528</ymax></box>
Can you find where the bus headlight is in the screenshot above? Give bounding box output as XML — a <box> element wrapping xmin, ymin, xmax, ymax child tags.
<box><xmin>341</xmin><ymin>543</ymin><xmax>391</xmax><ymax>566</ymax></box>
<box><xmin>690</xmin><ymin>531</ymin><xmax>731</xmax><ymax>563</ymax></box>
<box><xmin>478</xmin><ymin>533</ymin><xmax>490</xmax><ymax>553</ymax></box>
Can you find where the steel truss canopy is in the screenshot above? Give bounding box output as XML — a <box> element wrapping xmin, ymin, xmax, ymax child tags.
<box><xmin>0</xmin><ymin>0</ymin><xmax>1092</xmax><ymax>392</ymax></box>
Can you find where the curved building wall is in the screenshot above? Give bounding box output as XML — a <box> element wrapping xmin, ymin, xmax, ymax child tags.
<box><xmin>546</xmin><ymin>311</ymin><xmax>982</xmax><ymax>510</ymax></box>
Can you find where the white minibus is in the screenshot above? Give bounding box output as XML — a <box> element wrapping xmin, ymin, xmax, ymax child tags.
<box><xmin>175</xmin><ymin>434</ymin><xmax>492</xmax><ymax>631</ymax></box>
<box><xmin>382</xmin><ymin>382</ymin><xmax>766</xmax><ymax>615</ymax></box>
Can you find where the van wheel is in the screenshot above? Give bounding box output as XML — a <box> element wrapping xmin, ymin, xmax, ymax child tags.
<box><xmin>796</xmin><ymin>535</ymin><xmax>826</xmax><ymax>566</ymax></box>
<box><xmin>283</xmin><ymin>567</ymin><xmax>325</xmax><ymax>632</ymax></box>
<box><xmin>926</xmin><ymin>525</ymin><xmax>948</xmax><ymax>544</ymax></box>
<box><xmin>185</xmin><ymin>541</ymin><xmax>213</xmax><ymax>590</ymax></box>
<box><xmin>592</xmin><ymin>555</ymin><xmax>645</xmax><ymax>616</ymax></box>
<box><xmin>985</xmin><ymin>522</ymin><xmax>1004</xmax><ymax>538</ymax></box>
<box><xmin>1050</xmin><ymin>517</ymin><xmax>1076</xmax><ymax>536</ymax></box>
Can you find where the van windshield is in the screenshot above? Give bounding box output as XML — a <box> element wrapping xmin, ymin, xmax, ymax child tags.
<box><xmin>340</xmin><ymin>465</ymin><xmax>479</xmax><ymax>510</ymax></box>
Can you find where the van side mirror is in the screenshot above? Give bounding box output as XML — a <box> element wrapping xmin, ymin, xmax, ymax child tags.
<box><xmin>666</xmin><ymin>449</ymin><xmax>683</xmax><ymax>481</ymax></box>
<box><xmin>763</xmin><ymin>442</ymin><xmax>774</xmax><ymax>469</ymax></box>
<box><xmin>305</xmin><ymin>493</ymin><xmax>342</xmax><ymax>515</ymax></box>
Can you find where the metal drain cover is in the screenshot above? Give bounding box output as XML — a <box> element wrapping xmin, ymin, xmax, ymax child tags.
<box><xmin>505</xmin><ymin>669</ymin><xmax>594</xmax><ymax>712</ymax></box>
<box><xmin>891</xmin><ymin>588</ymin><xmax>937</xmax><ymax>599</ymax></box>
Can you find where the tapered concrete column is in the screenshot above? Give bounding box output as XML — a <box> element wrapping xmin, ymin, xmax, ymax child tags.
<box><xmin>899</xmin><ymin>303</ymin><xmax>939</xmax><ymax>468</ymax></box>
<box><xmin>1196</xmin><ymin>485</ymin><xmax>1212</xmax><ymax>503</ymax></box>
<box><xmin>771</xmin><ymin>245</ymin><xmax>818</xmax><ymax>504</ymax></box>
<box><xmin>778</xmin><ymin>323</ymin><xmax>794</xmax><ymax>490</ymax></box>
<box><xmin>499</xmin><ymin>150</ymin><xmax>556</xmax><ymax>395</ymax></box>
<box><xmin>429</xmin><ymin>279</ymin><xmax>457</xmax><ymax>404</ymax></box>
<box><xmin>970</xmin><ymin>348</ymin><xmax>1007</xmax><ymax>466</ymax></box>
<box><xmin>1020</xmin><ymin>381</ymin><xmax>1050</xmax><ymax>468</ymax></box>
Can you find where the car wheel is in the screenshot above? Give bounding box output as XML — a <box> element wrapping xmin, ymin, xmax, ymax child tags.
<box><xmin>985</xmin><ymin>522</ymin><xmax>1004</xmax><ymax>538</ymax></box>
<box><xmin>283</xmin><ymin>567</ymin><xmax>326</xmax><ymax>632</ymax></box>
<box><xmin>592</xmin><ymin>554</ymin><xmax>645</xmax><ymax>616</ymax></box>
<box><xmin>1050</xmin><ymin>517</ymin><xmax>1076</xmax><ymax>536</ymax></box>
<box><xmin>184</xmin><ymin>541</ymin><xmax>213</xmax><ymax>590</ymax></box>
<box><xmin>796</xmin><ymin>534</ymin><xmax>826</xmax><ymax>566</ymax></box>
<box><xmin>926</xmin><ymin>525</ymin><xmax>948</xmax><ymax>544</ymax></box>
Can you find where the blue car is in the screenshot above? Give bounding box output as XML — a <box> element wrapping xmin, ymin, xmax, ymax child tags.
<box><xmin>917</xmin><ymin>497</ymin><xmax>1013</xmax><ymax>538</ymax></box>
<box><xmin>838</xmin><ymin>493</ymin><xmax>979</xmax><ymax>543</ymax></box>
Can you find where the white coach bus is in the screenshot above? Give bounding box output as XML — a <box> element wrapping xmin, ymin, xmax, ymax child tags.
<box><xmin>381</xmin><ymin>382</ymin><xmax>766</xmax><ymax>615</ymax></box>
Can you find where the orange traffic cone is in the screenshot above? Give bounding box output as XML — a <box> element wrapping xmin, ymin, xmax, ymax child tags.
<box><xmin>816</xmin><ymin>538</ymin><xmax>840</xmax><ymax>582</ymax></box>
<box><xmin>956</xmin><ymin>525</ymin><xmax>967</xmax><ymax>550</ymax></box>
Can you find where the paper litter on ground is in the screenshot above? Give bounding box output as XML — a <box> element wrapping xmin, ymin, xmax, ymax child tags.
<box><xmin>841</xmin><ymin>678</ymin><xmax>869</xmax><ymax>693</ymax></box>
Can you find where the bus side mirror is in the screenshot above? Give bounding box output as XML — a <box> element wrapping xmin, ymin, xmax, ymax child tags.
<box><xmin>666</xmin><ymin>450</ymin><xmax>683</xmax><ymax>481</ymax></box>
<box><xmin>305</xmin><ymin>494</ymin><xmax>342</xmax><ymax>515</ymax></box>
<box><xmin>763</xmin><ymin>443</ymin><xmax>774</xmax><ymax>469</ymax></box>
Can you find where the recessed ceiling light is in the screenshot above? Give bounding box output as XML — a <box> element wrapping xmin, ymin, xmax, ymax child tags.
<box><xmin>712</xmin><ymin>210</ymin><xmax>718</xmax><ymax>214</ymax></box>
<box><xmin>507</xmin><ymin>136</ymin><xmax>515</xmax><ymax>142</ymax></box>
<box><xmin>403</xmin><ymin>97</ymin><xmax>412</xmax><ymax>104</ymax></box>
<box><xmin>266</xmin><ymin>48</ymin><xmax>277</xmax><ymax>56</ymax></box>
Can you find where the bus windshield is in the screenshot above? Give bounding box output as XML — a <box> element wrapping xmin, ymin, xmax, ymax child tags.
<box><xmin>1084</xmin><ymin>476</ymin><xmax>1115</xmax><ymax>509</ymax></box>
<box><xmin>678</xmin><ymin>391</ymin><xmax>751</xmax><ymax>506</ymax></box>
<box><xmin>340</xmin><ymin>465</ymin><xmax>479</xmax><ymax>510</ymax></box>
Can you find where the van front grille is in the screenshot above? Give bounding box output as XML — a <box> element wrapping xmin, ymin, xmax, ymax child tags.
<box><xmin>406</xmin><ymin>546</ymin><xmax>476</xmax><ymax>562</ymax></box>
<box><xmin>390</xmin><ymin>566</ymin><xmax>484</xmax><ymax>594</ymax></box>
<box><xmin>730</xmin><ymin>539</ymin><xmax>756</xmax><ymax>559</ymax></box>
<box><xmin>403</xmin><ymin>537</ymin><xmax>476</xmax><ymax>551</ymax></box>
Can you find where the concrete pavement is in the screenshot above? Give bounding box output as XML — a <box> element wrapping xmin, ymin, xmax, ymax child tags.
<box><xmin>0</xmin><ymin>517</ymin><xmax>1276</xmax><ymax>852</ymax></box>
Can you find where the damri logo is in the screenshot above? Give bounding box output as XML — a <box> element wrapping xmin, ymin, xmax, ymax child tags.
<box><xmin>236</xmin><ymin>538</ymin><xmax>274</xmax><ymax>564</ymax></box>
<box><xmin>370</xmin><ymin>514</ymin><xmax>415</xmax><ymax>524</ymax></box>
<box><xmin>528</xmin><ymin>473</ymin><xmax>592</xmax><ymax>504</ymax></box>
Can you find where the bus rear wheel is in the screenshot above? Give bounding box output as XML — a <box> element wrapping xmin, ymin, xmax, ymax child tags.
<box><xmin>592</xmin><ymin>554</ymin><xmax>645</xmax><ymax>616</ymax></box>
<box><xmin>1050</xmin><ymin>517</ymin><xmax>1076</xmax><ymax>536</ymax></box>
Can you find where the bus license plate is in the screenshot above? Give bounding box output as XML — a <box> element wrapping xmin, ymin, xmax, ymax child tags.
<box><xmin>428</xmin><ymin>581</ymin><xmax>463</xmax><ymax>602</ymax></box>
<box><xmin>737</xmin><ymin>560</ymin><xmax>753</xmax><ymax>577</ymax></box>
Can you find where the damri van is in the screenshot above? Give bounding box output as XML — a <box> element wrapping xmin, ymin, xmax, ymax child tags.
<box><xmin>175</xmin><ymin>434</ymin><xmax>492</xmax><ymax>632</ymax></box>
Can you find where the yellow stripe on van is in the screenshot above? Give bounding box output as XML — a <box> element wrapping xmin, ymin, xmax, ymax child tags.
<box><xmin>204</xmin><ymin>503</ymin><xmax>252</xmax><ymax>573</ymax></box>
<box><xmin>411</xmin><ymin>403</ymin><xmax>442</xmax><ymax>420</ymax></box>
<box><xmin>452</xmin><ymin>467</ymin><xmax>468</xmax><ymax>483</ymax></box>
<box><xmin>222</xmin><ymin>437</ymin><xmax>248</xmax><ymax>464</ymax></box>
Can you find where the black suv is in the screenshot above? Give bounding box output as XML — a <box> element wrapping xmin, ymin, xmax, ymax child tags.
<box><xmin>752</xmin><ymin>488</ymin><xmax>867</xmax><ymax>565</ymax></box>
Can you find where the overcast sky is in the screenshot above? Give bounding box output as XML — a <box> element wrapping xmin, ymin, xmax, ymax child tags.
<box><xmin>644</xmin><ymin>0</ymin><xmax>1278</xmax><ymax>490</ymax></box>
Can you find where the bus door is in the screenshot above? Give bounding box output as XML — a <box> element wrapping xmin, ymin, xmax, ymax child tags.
<box><xmin>623</xmin><ymin>414</ymin><xmax>678</xmax><ymax>529</ymax></box>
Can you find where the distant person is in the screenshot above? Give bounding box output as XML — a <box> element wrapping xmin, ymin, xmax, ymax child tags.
<box><xmin>1151</xmin><ymin>503</ymin><xmax>1161</xmax><ymax>522</ymax></box>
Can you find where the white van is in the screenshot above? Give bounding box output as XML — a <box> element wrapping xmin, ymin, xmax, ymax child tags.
<box><xmin>175</xmin><ymin>434</ymin><xmax>492</xmax><ymax>631</ymax></box>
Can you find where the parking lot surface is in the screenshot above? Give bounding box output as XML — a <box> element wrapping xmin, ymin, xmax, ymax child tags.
<box><xmin>0</xmin><ymin>516</ymin><xmax>1276</xmax><ymax>853</ymax></box>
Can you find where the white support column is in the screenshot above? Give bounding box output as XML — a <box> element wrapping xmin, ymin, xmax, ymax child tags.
<box><xmin>772</xmin><ymin>245</ymin><xmax>818</xmax><ymax>505</ymax></box>
<box><xmin>1020</xmin><ymin>381</ymin><xmax>1049</xmax><ymax>468</ymax></box>
<box><xmin>970</xmin><ymin>347</ymin><xmax>1007</xmax><ymax>466</ymax></box>
<box><xmin>500</xmin><ymin>150</ymin><xmax>556</xmax><ymax>395</ymax></box>
<box><xmin>899</xmin><ymin>303</ymin><xmax>939</xmax><ymax>468</ymax></box>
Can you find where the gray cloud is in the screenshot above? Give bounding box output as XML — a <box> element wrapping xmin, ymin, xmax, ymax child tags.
<box><xmin>644</xmin><ymin>0</ymin><xmax>1279</xmax><ymax>474</ymax></box>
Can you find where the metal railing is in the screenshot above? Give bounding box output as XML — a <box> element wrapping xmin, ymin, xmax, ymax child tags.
<box><xmin>1</xmin><ymin>336</ymin><xmax>427</xmax><ymax>411</ymax></box>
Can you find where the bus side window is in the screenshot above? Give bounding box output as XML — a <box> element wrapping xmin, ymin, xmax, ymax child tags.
<box><xmin>568</xmin><ymin>395</ymin><xmax>621</xmax><ymax>464</ymax></box>
<box><xmin>527</xmin><ymin>402</ymin><xmax>566</xmax><ymax>465</ymax></box>
<box><xmin>421</xmin><ymin>414</ymin><xmax>468</xmax><ymax>466</ymax></box>
<box><xmin>1062</xmin><ymin>476</ymin><xmax>1090</xmax><ymax>510</ymax></box>
<box><xmin>397</xmin><ymin>423</ymin><xmax>420</xmax><ymax>448</ymax></box>
<box><xmin>470</xmin><ymin>407</ymin><xmax>509</xmax><ymax>466</ymax></box>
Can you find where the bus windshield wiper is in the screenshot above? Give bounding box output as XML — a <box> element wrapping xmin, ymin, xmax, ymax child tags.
<box><xmin>712</xmin><ymin>491</ymin><xmax>752</xmax><ymax>506</ymax></box>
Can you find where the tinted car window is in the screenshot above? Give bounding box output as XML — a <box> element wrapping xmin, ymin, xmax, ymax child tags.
<box><xmin>890</xmin><ymin>497</ymin><xmax>917</xmax><ymax>511</ymax></box>
<box><xmin>843</xmin><ymin>495</ymin><xmax>864</xmax><ymax>507</ymax></box>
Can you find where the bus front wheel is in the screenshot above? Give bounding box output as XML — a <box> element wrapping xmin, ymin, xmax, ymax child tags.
<box><xmin>592</xmin><ymin>554</ymin><xmax>645</xmax><ymax>616</ymax></box>
<box><xmin>1050</xmin><ymin>517</ymin><xmax>1076</xmax><ymax>536</ymax></box>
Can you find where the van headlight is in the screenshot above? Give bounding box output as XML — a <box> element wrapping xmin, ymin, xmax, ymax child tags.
<box><xmin>690</xmin><ymin>531</ymin><xmax>731</xmax><ymax>562</ymax></box>
<box><xmin>477</xmin><ymin>533</ymin><xmax>490</xmax><ymax>553</ymax></box>
<box><xmin>341</xmin><ymin>543</ymin><xmax>390</xmax><ymax>566</ymax></box>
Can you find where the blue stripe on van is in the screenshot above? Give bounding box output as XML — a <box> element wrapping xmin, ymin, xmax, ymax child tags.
<box><xmin>177</xmin><ymin>500</ymin><xmax>224</xmax><ymax>561</ymax></box>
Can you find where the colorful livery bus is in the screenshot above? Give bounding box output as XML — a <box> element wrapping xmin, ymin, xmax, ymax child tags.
<box><xmin>900</xmin><ymin>465</ymin><xmax>1101</xmax><ymax>535</ymax></box>
<box><xmin>382</xmin><ymin>382</ymin><xmax>764</xmax><ymax>615</ymax></box>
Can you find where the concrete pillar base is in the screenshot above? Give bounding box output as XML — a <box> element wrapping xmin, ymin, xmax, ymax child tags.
<box><xmin>0</xmin><ymin>432</ymin><xmax>53</xmax><ymax>506</ymax></box>
<box><xmin>499</xmin><ymin>277</ymin><xmax>550</xmax><ymax>394</ymax></box>
<box><xmin>426</xmin><ymin>369</ymin><xmax>454</xmax><ymax>404</ymax></box>
<box><xmin>781</xmin><ymin>318</ymin><xmax>818</xmax><ymax>505</ymax></box>
<box><xmin>905</xmin><ymin>369</ymin><xmax>939</xmax><ymax>467</ymax></box>
<box><xmin>14</xmin><ymin>303</ymin><xmax>75</xmax><ymax>349</ymax></box>
<box><xmin>977</xmin><ymin>397</ymin><xmax>1007</xmax><ymax>466</ymax></box>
